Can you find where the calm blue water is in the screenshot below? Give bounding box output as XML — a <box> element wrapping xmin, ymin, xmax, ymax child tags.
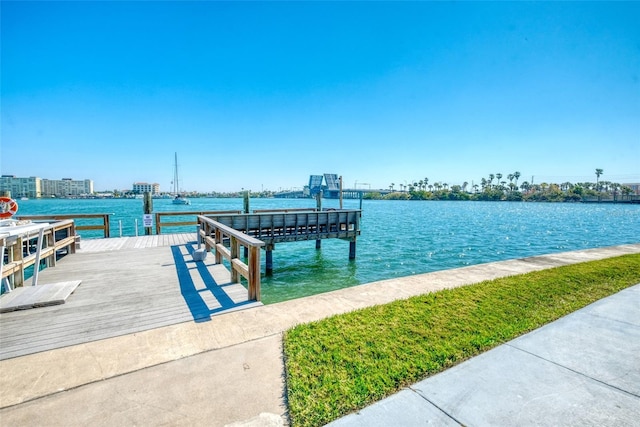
<box><xmin>15</xmin><ymin>198</ymin><xmax>640</xmax><ymax>304</ymax></box>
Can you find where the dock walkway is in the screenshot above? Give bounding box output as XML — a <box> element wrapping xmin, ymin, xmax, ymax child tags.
<box><xmin>0</xmin><ymin>233</ymin><xmax>261</xmax><ymax>360</ymax></box>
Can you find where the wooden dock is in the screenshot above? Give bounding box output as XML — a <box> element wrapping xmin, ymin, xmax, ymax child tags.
<box><xmin>204</xmin><ymin>209</ymin><xmax>362</xmax><ymax>274</ymax></box>
<box><xmin>0</xmin><ymin>233</ymin><xmax>262</xmax><ymax>360</ymax></box>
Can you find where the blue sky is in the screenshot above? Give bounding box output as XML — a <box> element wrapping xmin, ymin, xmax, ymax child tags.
<box><xmin>2</xmin><ymin>1</ymin><xmax>639</xmax><ymax>193</ymax></box>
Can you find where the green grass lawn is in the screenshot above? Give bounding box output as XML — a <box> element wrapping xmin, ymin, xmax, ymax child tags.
<box><xmin>283</xmin><ymin>254</ymin><xmax>640</xmax><ymax>427</ymax></box>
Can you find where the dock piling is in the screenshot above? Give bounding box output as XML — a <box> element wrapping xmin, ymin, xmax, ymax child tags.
<box><xmin>265</xmin><ymin>244</ymin><xmax>274</xmax><ymax>275</ymax></box>
<box><xmin>316</xmin><ymin>191</ymin><xmax>322</xmax><ymax>250</ymax></box>
<box><xmin>143</xmin><ymin>192</ymin><xmax>153</xmax><ymax>236</ymax></box>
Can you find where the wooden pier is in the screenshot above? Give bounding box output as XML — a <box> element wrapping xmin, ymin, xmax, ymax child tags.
<box><xmin>203</xmin><ymin>209</ymin><xmax>361</xmax><ymax>274</ymax></box>
<box><xmin>0</xmin><ymin>232</ymin><xmax>262</xmax><ymax>360</ymax></box>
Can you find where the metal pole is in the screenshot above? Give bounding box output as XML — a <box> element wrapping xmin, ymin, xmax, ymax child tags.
<box><xmin>31</xmin><ymin>227</ymin><xmax>45</xmax><ymax>286</ymax></box>
<box><xmin>135</xmin><ymin>219</ymin><xmax>139</xmax><ymax>236</ymax></box>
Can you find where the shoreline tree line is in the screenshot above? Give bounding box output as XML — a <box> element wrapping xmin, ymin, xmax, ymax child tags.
<box><xmin>377</xmin><ymin>169</ymin><xmax>637</xmax><ymax>202</ymax></box>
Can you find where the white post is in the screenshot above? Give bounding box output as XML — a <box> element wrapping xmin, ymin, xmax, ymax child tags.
<box><xmin>31</xmin><ymin>227</ymin><xmax>45</xmax><ymax>286</ymax></box>
<box><xmin>135</xmin><ymin>219</ymin><xmax>139</xmax><ymax>236</ymax></box>
<box><xmin>0</xmin><ymin>244</ymin><xmax>11</xmax><ymax>293</ymax></box>
<box><xmin>119</xmin><ymin>220</ymin><xmax>123</xmax><ymax>237</ymax></box>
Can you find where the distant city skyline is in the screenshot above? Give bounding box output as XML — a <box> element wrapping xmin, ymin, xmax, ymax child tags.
<box><xmin>2</xmin><ymin>2</ymin><xmax>639</xmax><ymax>192</ymax></box>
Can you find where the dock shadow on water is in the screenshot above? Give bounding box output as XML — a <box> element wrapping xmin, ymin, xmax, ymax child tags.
<box><xmin>171</xmin><ymin>244</ymin><xmax>256</xmax><ymax>322</ymax></box>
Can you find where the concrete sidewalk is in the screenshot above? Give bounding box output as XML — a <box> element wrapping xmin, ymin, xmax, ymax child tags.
<box><xmin>1</xmin><ymin>244</ymin><xmax>639</xmax><ymax>426</ymax></box>
<box><xmin>329</xmin><ymin>284</ymin><xmax>640</xmax><ymax>427</ymax></box>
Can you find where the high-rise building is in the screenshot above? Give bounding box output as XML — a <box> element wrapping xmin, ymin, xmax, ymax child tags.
<box><xmin>0</xmin><ymin>175</ymin><xmax>41</xmax><ymax>198</ymax></box>
<box><xmin>0</xmin><ymin>175</ymin><xmax>93</xmax><ymax>198</ymax></box>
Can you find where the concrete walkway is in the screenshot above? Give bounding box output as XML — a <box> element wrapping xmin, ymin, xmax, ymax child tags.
<box><xmin>0</xmin><ymin>244</ymin><xmax>639</xmax><ymax>426</ymax></box>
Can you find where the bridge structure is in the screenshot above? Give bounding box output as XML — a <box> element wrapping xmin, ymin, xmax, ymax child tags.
<box><xmin>274</xmin><ymin>173</ymin><xmax>395</xmax><ymax>199</ymax></box>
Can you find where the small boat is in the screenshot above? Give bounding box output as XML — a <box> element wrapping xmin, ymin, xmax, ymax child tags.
<box><xmin>173</xmin><ymin>194</ymin><xmax>190</xmax><ymax>205</ymax></box>
<box><xmin>171</xmin><ymin>152</ymin><xmax>190</xmax><ymax>205</ymax></box>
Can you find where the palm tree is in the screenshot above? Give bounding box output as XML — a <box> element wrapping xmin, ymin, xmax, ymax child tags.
<box><xmin>424</xmin><ymin>177</ymin><xmax>429</xmax><ymax>190</ymax></box>
<box><xmin>488</xmin><ymin>174</ymin><xmax>495</xmax><ymax>189</ymax></box>
<box><xmin>390</xmin><ymin>183</ymin><xmax>395</xmax><ymax>191</ymax></box>
<box><xmin>595</xmin><ymin>168</ymin><xmax>603</xmax><ymax>191</ymax></box>
<box><xmin>507</xmin><ymin>174</ymin><xmax>515</xmax><ymax>193</ymax></box>
<box><xmin>514</xmin><ymin>171</ymin><xmax>521</xmax><ymax>188</ymax></box>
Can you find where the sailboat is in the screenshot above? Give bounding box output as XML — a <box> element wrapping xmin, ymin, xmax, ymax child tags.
<box><xmin>172</xmin><ymin>152</ymin><xmax>191</xmax><ymax>205</ymax></box>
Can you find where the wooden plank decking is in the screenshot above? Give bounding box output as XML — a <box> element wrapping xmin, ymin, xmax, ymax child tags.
<box><xmin>0</xmin><ymin>233</ymin><xmax>262</xmax><ymax>360</ymax></box>
<box><xmin>0</xmin><ymin>280</ymin><xmax>82</xmax><ymax>313</ymax></box>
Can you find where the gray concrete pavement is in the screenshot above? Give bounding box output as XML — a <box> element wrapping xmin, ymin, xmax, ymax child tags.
<box><xmin>1</xmin><ymin>244</ymin><xmax>639</xmax><ymax>426</ymax></box>
<box><xmin>328</xmin><ymin>284</ymin><xmax>640</xmax><ymax>427</ymax></box>
<box><xmin>0</xmin><ymin>335</ymin><xmax>287</xmax><ymax>426</ymax></box>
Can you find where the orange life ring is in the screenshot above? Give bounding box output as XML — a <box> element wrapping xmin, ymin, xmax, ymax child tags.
<box><xmin>0</xmin><ymin>196</ymin><xmax>18</xmax><ymax>218</ymax></box>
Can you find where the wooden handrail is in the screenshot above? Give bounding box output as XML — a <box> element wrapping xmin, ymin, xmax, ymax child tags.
<box><xmin>16</xmin><ymin>214</ymin><xmax>110</xmax><ymax>238</ymax></box>
<box><xmin>252</xmin><ymin>208</ymin><xmax>317</xmax><ymax>213</ymax></box>
<box><xmin>197</xmin><ymin>215</ymin><xmax>265</xmax><ymax>301</ymax></box>
<box><xmin>155</xmin><ymin>210</ymin><xmax>242</xmax><ymax>234</ymax></box>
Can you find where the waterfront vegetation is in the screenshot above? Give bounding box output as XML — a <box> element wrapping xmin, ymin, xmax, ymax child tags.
<box><xmin>283</xmin><ymin>254</ymin><xmax>640</xmax><ymax>427</ymax></box>
<box><xmin>377</xmin><ymin>169</ymin><xmax>637</xmax><ymax>202</ymax></box>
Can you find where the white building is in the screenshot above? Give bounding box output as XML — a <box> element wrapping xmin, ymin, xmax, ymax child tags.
<box><xmin>0</xmin><ymin>175</ymin><xmax>41</xmax><ymax>198</ymax></box>
<box><xmin>132</xmin><ymin>182</ymin><xmax>160</xmax><ymax>195</ymax></box>
<box><xmin>41</xmin><ymin>178</ymin><xmax>94</xmax><ymax>197</ymax></box>
<box><xmin>0</xmin><ymin>175</ymin><xmax>93</xmax><ymax>198</ymax></box>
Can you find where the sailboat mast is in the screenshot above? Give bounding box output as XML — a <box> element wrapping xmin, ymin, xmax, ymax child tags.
<box><xmin>174</xmin><ymin>152</ymin><xmax>179</xmax><ymax>194</ymax></box>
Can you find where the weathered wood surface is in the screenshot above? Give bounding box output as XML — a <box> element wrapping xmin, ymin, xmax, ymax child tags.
<box><xmin>0</xmin><ymin>280</ymin><xmax>82</xmax><ymax>313</ymax></box>
<box><xmin>77</xmin><ymin>233</ymin><xmax>196</xmax><ymax>252</ymax></box>
<box><xmin>0</xmin><ymin>235</ymin><xmax>261</xmax><ymax>360</ymax></box>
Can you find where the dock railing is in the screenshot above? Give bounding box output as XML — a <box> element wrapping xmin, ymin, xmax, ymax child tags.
<box><xmin>155</xmin><ymin>210</ymin><xmax>242</xmax><ymax>235</ymax></box>
<box><xmin>1</xmin><ymin>219</ymin><xmax>77</xmax><ymax>289</ymax></box>
<box><xmin>16</xmin><ymin>214</ymin><xmax>111</xmax><ymax>238</ymax></box>
<box><xmin>197</xmin><ymin>215</ymin><xmax>265</xmax><ymax>301</ymax></box>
